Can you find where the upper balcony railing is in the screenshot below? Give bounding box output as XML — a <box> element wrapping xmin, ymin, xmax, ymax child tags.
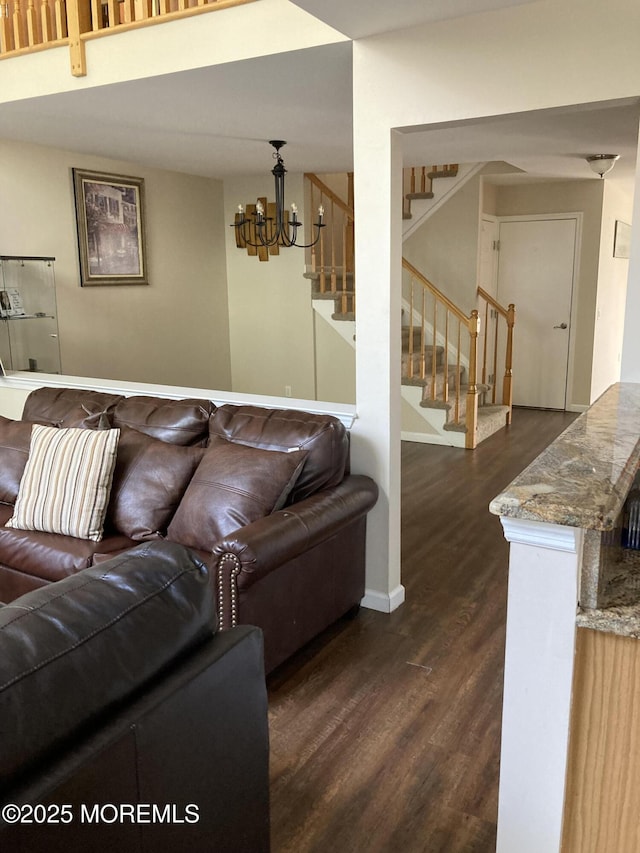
<box><xmin>0</xmin><ymin>0</ymin><xmax>256</xmax><ymax>76</ymax></box>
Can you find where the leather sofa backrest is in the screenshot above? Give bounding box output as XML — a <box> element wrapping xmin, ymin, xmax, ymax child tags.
<box><xmin>209</xmin><ymin>404</ymin><xmax>349</xmax><ymax>502</ymax></box>
<box><xmin>22</xmin><ymin>387</ymin><xmax>124</xmax><ymax>429</ymax></box>
<box><xmin>112</xmin><ymin>396</ymin><xmax>215</xmax><ymax>445</ymax></box>
<box><xmin>0</xmin><ymin>541</ymin><xmax>215</xmax><ymax>791</ymax></box>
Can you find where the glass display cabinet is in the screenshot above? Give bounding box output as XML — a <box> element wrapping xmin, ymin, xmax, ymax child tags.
<box><xmin>0</xmin><ymin>256</ymin><xmax>61</xmax><ymax>374</ymax></box>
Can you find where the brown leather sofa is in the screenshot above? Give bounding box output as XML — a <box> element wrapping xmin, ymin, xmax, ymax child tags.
<box><xmin>0</xmin><ymin>386</ymin><xmax>378</xmax><ymax>672</ymax></box>
<box><xmin>0</xmin><ymin>540</ymin><xmax>270</xmax><ymax>853</ymax></box>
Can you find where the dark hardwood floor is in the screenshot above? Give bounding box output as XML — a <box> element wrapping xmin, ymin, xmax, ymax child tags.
<box><xmin>268</xmin><ymin>408</ymin><xmax>578</xmax><ymax>853</ymax></box>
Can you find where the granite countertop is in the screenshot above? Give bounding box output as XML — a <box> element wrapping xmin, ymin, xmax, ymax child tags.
<box><xmin>577</xmin><ymin>549</ymin><xmax>640</xmax><ymax>636</ymax></box>
<box><xmin>489</xmin><ymin>383</ymin><xmax>640</xmax><ymax>531</ymax></box>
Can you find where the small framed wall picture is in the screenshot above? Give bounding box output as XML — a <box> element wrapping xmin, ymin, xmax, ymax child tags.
<box><xmin>72</xmin><ymin>168</ymin><xmax>149</xmax><ymax>286</ymax></box>
<box><xmin>614</xmin><ymin>220</ymin><xmax>631</xmax><ymax>259</ymax></box>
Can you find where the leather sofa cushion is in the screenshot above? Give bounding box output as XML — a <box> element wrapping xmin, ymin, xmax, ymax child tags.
<box><xmin>113</xmin><ymin>396</ymin><xmax>215</xmax><ymax>446</ymax></box>
<box><xmin>0</xmin><ymin>527</ymin><xmax>135</xmax><ymax>582</ymax></box>
<box><xmin>167</xmin><ymin>438</ymin><xmax>307</xmax><ymax>550</ymax></box>
<box><xmin>107</xmin><ymin>426</ymin><xmax>204</xmax><ymax>540</ymax></box>
<box><xmin>0</xmin><ymin>541</ymin><xmax>215</xmax><ymax>787</ymax></box>
<box><xmin>22</xmin><ymin>387</ymin><xmax>123</xmax><ymax>429</ymax></box>
<box><xmin>209</xmin><ymin>405</ymin><xmax>349</xmax><ymax>502</ymax></box>
<box><xmin>0</xmin><ymin>417</ymin><xmax>33</xmax><ymax>505</ymax></box>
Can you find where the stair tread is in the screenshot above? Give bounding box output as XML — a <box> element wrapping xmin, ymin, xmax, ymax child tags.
<box><xmin>312</xmin><ymin>290</ymin><xmax>356</xmax><ymax>299</ymax></box>
<box><xmin>406</xmin><ymin>192</ymin><xmax>434</xmax><ymax>200</ymax></box>
<box><xmin>304</xmin><ymin>271</ymin><xmax>354</xmax><ymax>281</ymax></box>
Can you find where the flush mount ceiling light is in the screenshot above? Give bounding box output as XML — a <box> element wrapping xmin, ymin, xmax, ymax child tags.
<box><xmin>586</xmin><ymin>154</ymin><xmax>620</xmax><ymax>178</ymax></box>
<box><xmin>231</xmin><ymin>140</ymin><xmax>325</xmax><ymax>251</ymax></box>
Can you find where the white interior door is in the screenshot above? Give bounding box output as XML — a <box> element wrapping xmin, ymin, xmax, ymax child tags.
<box><xmin>497</xmin><ymin>216</ymin><xmax>577</xmax><ymax>409</ymax></box>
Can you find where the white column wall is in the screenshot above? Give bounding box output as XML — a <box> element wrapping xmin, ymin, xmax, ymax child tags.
<box><xmin>621</xmin><ymin>116</ymin><xmax>640</xmax><ymax>382</ymax></box>
<box><xmin>350</xmin><ymin>0</ymin><xmax>640</xmax><ymax>618</ymax></box>
<box><xmin>350</xmin><ymin>106</ymin><xmax>404</xmax><ymax>610</ymax></box>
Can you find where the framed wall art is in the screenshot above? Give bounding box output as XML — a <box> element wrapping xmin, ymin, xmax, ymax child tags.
<box><xmin>72</xmin><ymin>168</ymin><xmax>149</xmax><ymax>286</ymax></box>
<box><xmin>614</xmin><ymin>220</ymin><xmax>631</xmax><ymax>259</ymax></box>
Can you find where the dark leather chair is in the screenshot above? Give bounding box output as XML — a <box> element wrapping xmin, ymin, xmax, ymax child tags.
<box><xmin>0</xmin><ymin>541</ymin><xmax>270</xmax><ymax>852</ymax></box>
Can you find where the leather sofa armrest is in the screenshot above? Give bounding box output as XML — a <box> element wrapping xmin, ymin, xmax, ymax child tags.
<box><xmin>211</xmin><ymin>474</ymin><xmax>378</xmax><ymax>628</ymax></box>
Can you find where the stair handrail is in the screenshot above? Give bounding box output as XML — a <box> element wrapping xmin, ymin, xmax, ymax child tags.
<box><xmin>402</xmin><ymin>257</ymin><xmax>480</xmax><ymax>448</ymax></box>
<box><xmin>305</xmin><ymin>173</ymin><xmax>354</xmax><ymax>316</ymax></box>
<box><xmin>476</xmin><ymin>286</ymin><xmax>515</xmax><ymax>423</ymax></box>
<box><xmin>402</xmin><ymin>258</ymin><xmax>469</xmax><ymax>325</ymax></box>
<box><xmin>305</xmin><ymin>173</ymin><xmax>354</xmax><ymax>220</ymax></box>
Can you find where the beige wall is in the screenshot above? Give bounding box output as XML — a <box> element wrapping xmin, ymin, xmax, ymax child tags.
<box><xmin>314</xmin><ymin>314</ymin><xmax>356</xmax><ymax>404</ymax></box>
<box><xmin>0</xmin><ymin>138</ymin><xmax>231</xmax><ymax>389</ymax></box>
<box><xmin>494</xmin><ymin>180</ymin><xmax>604</xmax><ymax>407</ymax></box>
<box><xmin>403</xmin><ymin>173</ymin><xmax>482</xmax><ymax>315</ymax></box>
<box><xmin>592</xmin><ymin>181</ymin><xmax>633</xmax><ymax>399</ymax></box>
<box><xmin>224</xmin><ymin>173</ymin><xmax>317</xmax><ymax>400</ymax></box>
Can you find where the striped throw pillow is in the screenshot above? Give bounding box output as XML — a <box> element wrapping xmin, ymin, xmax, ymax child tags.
<box><xmin>7</xmin><ymin>425</ymin><xmax>120</xmax><ymax>542</ymax></box>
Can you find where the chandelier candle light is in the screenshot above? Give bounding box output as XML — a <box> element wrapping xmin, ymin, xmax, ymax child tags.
<box><xmin>232</xmin><ymin>141</ymin><xmax>325</xmax><ymax>251</ymax></box>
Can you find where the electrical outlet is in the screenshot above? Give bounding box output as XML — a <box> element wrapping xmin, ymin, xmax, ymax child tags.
<box><xmin>285</xmin><ymin>385</ymin><xmax>292</xmax><ymax>397</ymax></box>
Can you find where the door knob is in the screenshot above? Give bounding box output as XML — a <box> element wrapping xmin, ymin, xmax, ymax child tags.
<box><xmin>554</xmin><ymin>322</ymin><xmax>568</xmax><ymax>329</ymax></box>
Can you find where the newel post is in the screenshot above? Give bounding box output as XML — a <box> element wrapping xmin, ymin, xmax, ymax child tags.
<box><xmin>465</xmin><ymin>309</ymin><xmax>480</xmax><ymax>449</ymax></box>
<box><xmin>66</xmin><ymin>0</ymin><xmax>90</xmax><ymax>76</ymax></box>
<box><xmin>503</xmin><ymin>303</ymin><xmax>515</xmax><ymax>425</ymax></box>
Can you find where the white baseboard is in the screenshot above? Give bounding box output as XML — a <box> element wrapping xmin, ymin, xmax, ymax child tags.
<box><xmin>361</xmin><ymin>584</ymin><xmax>406</xmax><ymax>613</ymax></box>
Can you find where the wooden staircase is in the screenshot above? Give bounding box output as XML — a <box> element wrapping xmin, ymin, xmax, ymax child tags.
<box><xmin>305</xmin><ymin>170</ymin><xmax>516</xmax><ymax>449</ymax></box>
<box><xmin>403</xmin><ymin>165</ymin><xmax>459</xmax><ymax>220</ymax></box>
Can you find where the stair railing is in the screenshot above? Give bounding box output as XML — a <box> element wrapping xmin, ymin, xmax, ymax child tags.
<box><xmin>402</xmin><ymin>257</ymin><xmax>480</xmax><ymax>448</ymax></box>
<box><xmin>0</xmin><ymin>0</ymin><xmax>255</xmax><ymax>76</ymax></box>
<box><xmin>305</xmin><ymin>172</ymin><xmax>355</xmax><ymax>318</ymax></box>
<box><xmin>477</xmin><ymin>287</ymin><xmax>515</xmax><ymax>424</ymax></box>
<box><xmin>403</xmin><ymin>164</ymin><xmax>459</xmax><ymax>220</ymax></box>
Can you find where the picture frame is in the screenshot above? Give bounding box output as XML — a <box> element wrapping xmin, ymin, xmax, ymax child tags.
<box><xmin>614</xmin><ymin>220</ymin><xmax>631</xmax><ymax>259</ymax></box>
<box><xmin>72</xmin><ymin>168</ymin><xmax>148</xmax><ymax>286</ymax></box>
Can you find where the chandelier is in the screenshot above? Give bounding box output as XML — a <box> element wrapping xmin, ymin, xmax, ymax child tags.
<box><xmin>231</xmin><ymin>140</ymin><xmax>325</xmax><ymax>249</ymax></box>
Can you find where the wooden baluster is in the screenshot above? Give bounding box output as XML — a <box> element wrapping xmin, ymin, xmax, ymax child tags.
<box><xmin>482</xmin><ymin>300</ymin><xmax>489</xmax><ymax>386</ymax></box>
<box><xmin>309</xmin><ymin>181</ymin><xmax>317</xmax><ymax>274</ymax></box>
<box><xmin>89</xmin><ymin>0</ymin><xmax>101</xmax><ymax>28</ymax></box>
<box><xmin>408</xmin><ymin>279</ymin><xmax>414</xmax><ymax>380</ymax></box>
<box><xmin>419</xmin><ymin>287</ymin><xmax>425</xmax><ymax>380</ymax></box>
<box><xmin>346</xmin><ymin>172</ymin><xmax>354</xmax><ymax>273</ymax></box>
<box><xmin>40</xmin><ymin>0</ymin><xmax>53</xmax><ymax>42</ymax></box>
<box><xmin>465</xmin><ymin>310</ymin><xmax>480</xmax><ymax>449</ymax></box>
<box><xmin>135</xmin><ymin>0</ymin><xmax>151</xmax><ymax>18</ymax></box>
<box><xmin>503</xmin><ymin>303</ymin><xmax>515</xmax><ymax>424</ymax></box>
<box><xmin>318</xmin><ymin>193</ymin><xmax>326</xmax><ymax>293</ymax></box>
<box><xmin>443</xmin><ymin>312</ymin><xmax>449</xmax><ymax>403</ymax></box>
<box><xmin>12</xmin><ymin>0</ymin><xmax>26</xmax><ymax>48</ymax></box>
<box><xmin>410</xmin><ymin>167</ymin><xmax>416</xmax><ymax>194</ymax></box>
<box><xmin>54</xmin><ymin>0</ymin><xmax>66</xmax><ymax>37</ymax></box>
<box><xmin>157</xmin><ymin>0</ymin><xmax>169</xmax><ymax>13</ymax></box>
<box><xmin>492</xmin><ymin>309</ymin><xmax>499</xmax><ymax>404</ymax></box>
<box><xmin>330</xmin><ymin>199</ymin><xmax>336</xmax><ymax>294</ymax></box>
<box><xmin>455</xmin><ymin>320</ymin><xmax>461</xmax><ymax>422</ymax></box>
<box><xmin>26</xmin><ymin>0</ymin><xmax>39</xmax><ymax>44</ymax></box>
<box><xmin>420</xmin><ymin>167</ymin><xmax>426</xmax><ymax>194</ymax></box>
<box><xmin>106</xmin><ymin>0</ymin><xmax>117</xmax><ymax>24</ymax></box>
<box><xmin>1</xmin><ymin>2</ymin><xmax>14</xmax><ymax>52</ymax></box>
<box><xmin>341</xmin><ymin>217</ymin><xmax>348</xmax><ymax>315</ymax></box>
<box><xmin>431</xmin><ymin>297</ymin><xmax>437</xmax><ymax>399</ymax></box>
<box><xmin>119</xmin><ymin>0</ymin><xmax>132</xmax><ymax>21</ymax></box>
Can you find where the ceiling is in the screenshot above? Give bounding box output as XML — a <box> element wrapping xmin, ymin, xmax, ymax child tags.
<box><xmin>0</xmin><ymin>1</ymin><xmax>638</xmax><ymax>186</ymax></box>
